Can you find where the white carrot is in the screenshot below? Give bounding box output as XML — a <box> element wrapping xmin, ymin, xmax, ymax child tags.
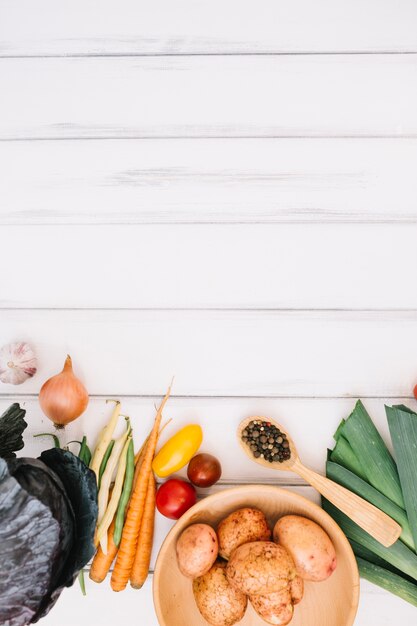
<box><xmin>97</xmin><ymin>435</ymin><xmax>132</xmax><ymax>554</ymax></box>
<box><xmin>97</xmin><ymin>419</ymin><xmax>130</xmax><ymax>526</ymax></box>
<box><xmin>90</xmin><ymin>399</ymin><xmax>121</xmax><ymax>480</ymax></box>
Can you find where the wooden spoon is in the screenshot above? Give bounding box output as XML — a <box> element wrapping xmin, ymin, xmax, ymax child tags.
<box><xmin>238</xmin><ymin>416</ymin><xmax>401</xmax><ymax>547</ymax></box>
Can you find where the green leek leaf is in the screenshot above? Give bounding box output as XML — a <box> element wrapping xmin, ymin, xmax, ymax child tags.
<box><xmin>336</xmin><ymin>400</ymin><xmax>404</xmax><ymax>508</ymax></box>
<box><xmin>386</xmin><ymin>404</ymin><xmax>417</xmax><ymax>552</ymax></box>
<box><xmin>333</xmin><ymin>418</ymin><xmax>346</xmax><ymax>441</ymax></box>
<box><xmin>326</xmin><ymin>460</ymin><xmax>414</xmax><ymax>550</ymax></box>
<box><xmin>329</xmin><ymin>436</ymin><xmax>368</xmax><ymax>482</ymax></box>
<box><xmin>326</xmin><ymin>462</ymin><xmax>415</xmax><ymax>550</ymax></box>
<box><xmin>322</xmin><ymin>499</ymin><xmax>417</xmax><ymax>582</ymax></box>
<box><xmin>349</xmin><ymin>539</ymin><xmax>416</xmax><ymax>584</ymax></box>
<box><xmin>357</xmin><ymin>557</ymin><xmax>417</xmax><ymax>608</ymax></box>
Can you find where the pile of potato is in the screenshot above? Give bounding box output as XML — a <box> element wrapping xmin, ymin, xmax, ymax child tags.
<box><xmin>176</xmin><ymin>508</ymin><xmax>337</xmax><ymax>626</ymax></box>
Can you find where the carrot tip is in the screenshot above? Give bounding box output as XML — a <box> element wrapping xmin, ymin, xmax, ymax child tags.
<box><xmin>89</xmin><ymin>575</ymin><xmax>105</xmax><ymax>584</ymax></box>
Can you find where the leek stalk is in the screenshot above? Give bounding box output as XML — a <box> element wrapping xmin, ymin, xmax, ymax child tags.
<box><xmin>386</xmin><ymin>405</ymin><xmax>417</xmax><ymax>552</ymax></box>
<box><xmin>329</xmin><ymin>436</ymin><xmax>368</xmax><ymax>482</ymax></box>
<box><xmin>357</xmin><ymin>558</ymin><xmax>417</xmax><ymax>608</ymax></box>
<box><xmin>336</xmin><ymin>400</ymin><xmax>404</xmax><ymax>508</ymax></box>
<box><xmin>326</xmin><ymin>461</ymin><xmax>414</xmax><ymax>550</ymax></box>
<box><xmin>322</xmin><ymin>499</ymin><xmax>417</xmax><ymax>582</ymax></box>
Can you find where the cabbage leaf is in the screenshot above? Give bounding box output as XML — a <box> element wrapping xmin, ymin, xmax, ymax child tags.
<box><xmin>0</xmin><ymin>458</ymin><xmax>60</xmax><ymax>626</ymax></box>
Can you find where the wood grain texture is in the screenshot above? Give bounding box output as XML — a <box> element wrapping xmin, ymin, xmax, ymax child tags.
<box><xmin>1</xmin><ymin>55</ymin><xmax>417</xmax><ymax>139</ymax></box>
<box><xmin>1</xmin><ymin>309</ymin><xmax>417</xmax><ymax>397</ymax></box>
<box><xmin>1</xmin><ymin>0</ymin><xmax>416</xmax><ymax>56</ymax></box>
<box><xmin>294</xmin><ymin>463</ymin><xmax>401</xmax><ymax>547</ymax></box>
<box><xmin>1</xmin><ymin>138</ymin><xmax>417</xmax><ymax>224</ymax></box>
<box><xmin>1</xmin><ymin>223</ymin><xmax>417</xmax><ymax>309</ymax></box>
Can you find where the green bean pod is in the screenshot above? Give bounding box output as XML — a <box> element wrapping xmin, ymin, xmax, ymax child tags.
<box><xmin>78</xmin><ymin>570</ymin><xmax>87</xmax><ymax>596</ymax></box>
<box><xmin>77</xmin><ymin>435</ymin><xmax>90</xmax><ymax>596</ymax></box>
<box><xmin>113</xmin><ymin>438</ymin><xmax>135</xmax><ymax>546</ymax></box>
<box><xmin>78</xmin><ymin>436</ymin><xmax>92</xmax><ymax>466</ymax></box>
<box><xmin>98</xmin><ymin>439</ymin><xmax>115</xmax><ymax>488</ymax></box>
<box><xmin>83</xmin><ymin>445</ymin><xmax>92</xmax><ymax>466</ymax></box>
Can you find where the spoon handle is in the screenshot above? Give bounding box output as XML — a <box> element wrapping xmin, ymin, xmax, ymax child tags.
<box><xmin>293</xmin><ymin>462</ymin><xmax>401</xmax><ymax>547</ymax></box>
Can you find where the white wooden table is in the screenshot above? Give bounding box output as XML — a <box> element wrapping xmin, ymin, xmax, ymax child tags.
<box><xmin>1</xmin><ymin>2</ymin><xmax>417</xmax><ymax>624</ymax></box>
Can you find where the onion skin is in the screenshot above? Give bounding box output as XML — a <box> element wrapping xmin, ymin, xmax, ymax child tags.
<box><xmin>39</xmin><ymin>355</ymin><xmax>89</xmax><ymax>428</ymax></box>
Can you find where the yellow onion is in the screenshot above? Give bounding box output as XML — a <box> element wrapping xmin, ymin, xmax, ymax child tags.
<box><xmin>39</xmin><ymin>355</ymin><xmax>89</xmax><ymax>428</ymax></box>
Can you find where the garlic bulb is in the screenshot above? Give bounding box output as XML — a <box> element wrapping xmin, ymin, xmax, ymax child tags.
<box><xmin>0</xmin><ymin>342</ymin><xmax>37</xmax><ymax>385</ymax></box>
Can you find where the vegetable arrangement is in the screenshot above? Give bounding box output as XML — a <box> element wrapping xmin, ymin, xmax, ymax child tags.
<box><xmin>153</xmin><ymin>426</ymin><xmax>221</xmax><ymax>519</ymax></box>
<box><xmin>86</xmin><ymin>385</ymin><xmax>219</xmax><ymax>592</ymax></box>
<box><xmin>176</xmin><ymin>509</ymin><xmax>337</xmax><ymax>626</ymax></box>
<box><xmin>0</xmin><ymin>347</ymin><xmax>224</xmax><ymax>620</ymax></box>
<box><xmin>10</xmin><ymin>340</ymin><xmax>417</xmax><ymax>622</ymax></box>
<box><xmin>89</xmin><ymin>385</ymin><xmax>172</xmax><ymax>591</ymax></box>
<box><xmin>324</xmin><ymin>400</ymin><xmax>417</xmax><ymax>608</ymax></box>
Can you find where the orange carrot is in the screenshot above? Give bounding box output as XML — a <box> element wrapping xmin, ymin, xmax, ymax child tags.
<box><xmin>89</xmin><ymin>517</ymin><xmax>118</xmax><ymax>583</ymax></box>
<box><xmin>110</xmin><ymin>382</ymin><xmax>172</xmax><ymax>591</ymax></box>
<box><xmin>130</xmin><ymin>473</ymin><xmax>156</xmax><ymax>588</ymax></box>
<box><xmin>134</xmin><ymin>435</ymin><xmax>149</xmax><ymax>466</ymax></box>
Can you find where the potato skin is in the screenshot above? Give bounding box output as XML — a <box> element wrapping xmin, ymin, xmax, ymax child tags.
<box><xmin>289</xmin><ymin>576</ymin><xmax>303</xmax><ymax>605</ymax></box>
<box><xmin>193</xmin><ymin>561</ymin><xmax>248</xmax><ymax>626</ymax></box>
<box><xmin>176</xmin><ymin>524</ymin><xmax>219</xmax><ymax>579</ymax></box>
<box><xmin>217</xmin><ymin>507</ymin><xmax>271</xmax><ymax>559</ymax></box>
<box><xmin>226</xmin><ymin>541</ymin><xmax>296</xmax><ymax>596</ymax></box>
<box><xmin>250</xmin><ymin>589</ymin><xmax>294</xmax><ymax>625</ymax></box>
<box><xmin>273</xmin><ymin>515</ymin><xmax>337</xmax><ymax>582</ymax></box>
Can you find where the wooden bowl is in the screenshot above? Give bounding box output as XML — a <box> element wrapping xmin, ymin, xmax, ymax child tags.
<box><xmin>153</xmin><ymin>485</ymin><xmax>359</xmax><ymax>626</ymax></box>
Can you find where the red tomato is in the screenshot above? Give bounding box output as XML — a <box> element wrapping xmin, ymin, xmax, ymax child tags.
<box><xmin>156</xmin><ymin>478</ymin><xmax>197</xmax><ymax>520</ymax></box>
<box><xmin>414</xmin><ymin>384</ymin><xmax>417</xmax><ymax>401</ymax></box>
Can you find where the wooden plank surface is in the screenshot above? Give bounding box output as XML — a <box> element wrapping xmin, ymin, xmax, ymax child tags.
<box><xmin>1</xmin><ymin>55</ymin><xmax>416</xmax><ymax>139</ymax></box>
<box><xmin>1</xmin><ymin>0</ymin><xmax>416</xmax><ymax>56</ymax></box>
<box><xmin>2</xmin><ymin>1</ymin><xmax>416</xmax><ymax>623</ymax></box>
<box><xmin>1</xmin><ymin>138</ymin><xmax>417</xmax><ymax>224</ymax></box>
<box><xmin>0</xmin><ymin>309</ymin><xmax>416</xmax><ymax>397</ymax></box>
<box><xmin>1</xmin><ymin>223</ymin><xmax>417</xmax><ymax>309</ymax></box>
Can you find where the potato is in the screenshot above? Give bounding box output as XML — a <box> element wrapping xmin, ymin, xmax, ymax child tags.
<box><xmin>289</xmin><ymin>576</ymin><xmax>303</xmax><ymax>605</ymax></box>
<box><xmin>226</xmin><ymin>541</ymin><xmax>296</xmax><ymax>596</ymax></box>
<box><xmin>273</xmin><ymin>515</ymin><xmax>337</xmax><ymax>582</ymax></box>
<box><xmin>217</xmin><ymin>507</ymin><xmax>271</xmax><ymax>559</ymax></box>
<box><xmin>250</xmin><ymin>589</ymin><xmax>294</xmax><ymax>625</ymax></box>
<box><xmin>193</xmin><ymin>561</ymin><xmax>248</xmax><ymax>626</ymax></box>
<box><xmin>176</xmin><ymin>523</ymin><xmax>219</xmax><ymax>579</ymax></box>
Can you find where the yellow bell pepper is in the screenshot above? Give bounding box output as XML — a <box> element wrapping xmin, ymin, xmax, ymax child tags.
<box><xmin>152</xmin><ymin>424</ymin><xmax>203</xmax><ymax>478</ymax></box>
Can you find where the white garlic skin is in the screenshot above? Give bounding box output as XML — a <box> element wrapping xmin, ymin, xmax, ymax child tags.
<box><xmin>0</xmin><ymin>342</ymin><xmax>37</xmax><ymax>385</ymax></box>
